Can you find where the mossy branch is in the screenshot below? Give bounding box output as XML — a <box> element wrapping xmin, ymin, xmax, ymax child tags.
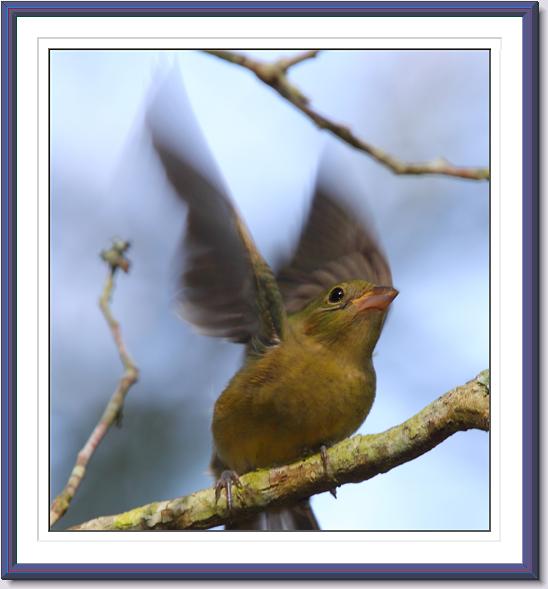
<box><xmin>69</xmin><ymin>370</ymin><xmax>489</xmax><ymax>531</ymax></box>
<box><xmin>49</xmin><ymin>240</ymin><xmax>139</xmax><ymax>527</ymax></box>
<box><xmin>203</xmin><ymin>50</ymin><xmax>489</xmax><ymax>181</ymax></box>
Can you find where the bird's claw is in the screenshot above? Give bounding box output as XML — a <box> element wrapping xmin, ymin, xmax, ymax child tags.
<box><xmin>320</xmin><ymin>445</ymin><xmax>339</xmax><ymax>499</ymax></box>
<box><xmin>215</xmin><ymin>470</ymin><xmax>242</xmax><ymax>511</ymax></box>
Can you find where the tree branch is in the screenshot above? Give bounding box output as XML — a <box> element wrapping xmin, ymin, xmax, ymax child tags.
<box><xmin>50</xmin><ymin>240</ymin><xmax>139</xmax><ymax>527</ymax></box>
<box><xmin>69</xmin><ymin>370</ymin><xmax>489</xmax><ymax>531</ymax></box>
<box><xmin>203</xmin><ymin>50</ymin><xmax>489</xmax><ymax>181</ymax></box>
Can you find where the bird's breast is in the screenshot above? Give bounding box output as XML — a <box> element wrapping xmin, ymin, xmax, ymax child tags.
<box><xmin>212</xmin><ymin>341</ymin><xmax>376</xmax><ymax>473</ymax></box>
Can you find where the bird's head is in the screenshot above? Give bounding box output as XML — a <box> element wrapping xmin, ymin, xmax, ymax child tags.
<box><xmin>293</xmin><ymin>279</ymin><xmax>398</xmax><ymax>360</ymax></box>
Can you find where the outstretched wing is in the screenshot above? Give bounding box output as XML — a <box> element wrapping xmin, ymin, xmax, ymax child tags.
<box><xmin>277</xmin><ymin>185</ymin><xmax>392</xmax><ymax>313</ymax></box>
<box><xmin>148</xmin><ymin>70</ymin><xmax>285</xmax><ymax>346</ymax></box>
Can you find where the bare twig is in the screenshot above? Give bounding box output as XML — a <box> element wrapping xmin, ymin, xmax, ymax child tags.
<box><xmin>278</xmin><ymin>49</ymin><xmax>320</xmax><ymax>71</ymax></box>
<box><xmin>203</xmin><ymin>50</ymin><xmax>489</xmax><ymax>181</ymax></box>
<box><xmin>70</xmin><ymin>370</ymin><xmax>489</xmax><ymax>531</ymax></box>
<box><xmin>50</xmin><ymin>240</ymin><xmax>139</xmax><ymax>527</ymax></box>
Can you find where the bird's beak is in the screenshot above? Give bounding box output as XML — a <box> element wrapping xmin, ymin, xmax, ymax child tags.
<box><xmin>352</xmin><ymin>286</ymin><xmax>399</xmax><ymax>312</ymax></box>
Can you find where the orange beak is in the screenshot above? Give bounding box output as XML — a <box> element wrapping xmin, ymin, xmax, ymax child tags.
<box><xmin>352</xmin><ymin>286</ymin><xmax>399</xmax><ymax>312</ymax></box>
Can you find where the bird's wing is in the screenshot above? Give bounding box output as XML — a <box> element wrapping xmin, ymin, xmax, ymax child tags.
<box><xmin>276</xmin><ymin>185</ymin><xmax>392</xmax><ymax>313</ymax></box>
<box><xmin>148</xmin><ymin>72</ymin><xmax>286</xmax><ymax>346</ymax></box>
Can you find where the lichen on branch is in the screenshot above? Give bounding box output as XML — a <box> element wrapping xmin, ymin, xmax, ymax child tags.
<box><xmin>69</xmin><ymin>370</ymin><xmax>489</xmax><ymax>531</ymax></box>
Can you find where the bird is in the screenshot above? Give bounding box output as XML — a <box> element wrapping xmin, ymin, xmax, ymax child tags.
<box><xmin>147</xmin><ymin>74</ymin><xmax>397</xmax><ymax>530</ymax></box>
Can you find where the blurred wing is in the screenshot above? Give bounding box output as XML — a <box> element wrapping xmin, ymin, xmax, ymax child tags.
<box><xmin>277</xmin><ymin>186</ymin><xmax>392</xmax><ymax>313</ymax></box>
<box><xmin>148</xmin><ymin>72</ymin><xmax>285</xmax><ymax>346</ymax></box>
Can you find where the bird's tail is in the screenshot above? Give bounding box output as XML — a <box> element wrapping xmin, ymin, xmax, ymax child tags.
<box><xmin>226</xmin><ymin>499</ymin><xmax>319</xmax><ymax>530</ymax></box>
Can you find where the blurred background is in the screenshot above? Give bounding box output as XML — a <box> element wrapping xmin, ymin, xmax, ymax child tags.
<box><xmin>50</xmin><ymin>49</ymin><xmax>489</xmax><ymax>531</ymax></box>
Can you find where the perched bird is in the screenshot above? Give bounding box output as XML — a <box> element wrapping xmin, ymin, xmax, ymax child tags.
<box><xmin>148</xmin><ymin>74</ymin><xmax>397</xmax><ymax>530</ymax></box>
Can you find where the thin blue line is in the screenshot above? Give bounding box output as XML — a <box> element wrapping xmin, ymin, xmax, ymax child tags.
<box><xmin>4</xmin><ymin>562</ymin><xmax>535</xmax><ymax>571</ymax></box>
<box><xmin>0</xmin><ymin>0</ymin><xmax>14</xmax><ymax>578</ymax></box>
<box><xmin>0</xmin><ymin>0</ymin><xmax>9</xmax><ymax>579</ymax></box>
<box><xmin>0</xmin><ymin>1</ymin><xmax>539</xmax><ymax>11</ymax></box>
<box><xmin>5</xmin><ymin>1</ymin><xmax>13</xmax><ymax>577</ymax></box>
<box><xmin>520</xmin><ymin>2</ymin><xmax>539</xmax><ymax>581</ymax></box>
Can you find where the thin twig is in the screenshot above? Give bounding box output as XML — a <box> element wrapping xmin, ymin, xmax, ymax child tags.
<box><xmin>203</xmin><ymin>50</ymin><xmax>490</xmax><ymax>181</ymax></box>
<box><xmin>49</xmin><ymin>240</ymin><xmax>139</xmax><ymax>527</ymax></box>
<box><xmin>278</xmin><ymin>49</ymin><xmax>320</xmax><ymax>71</ymax></box>
<box><xmin>70</xmin><ymin>370</ymin><xmax>489</xmax><ymax>531</ymax></box>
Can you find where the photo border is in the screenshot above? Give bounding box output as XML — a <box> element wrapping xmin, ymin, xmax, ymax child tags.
<box><xmin>1</xmin><ymin>1</ymin><xmax>539</xmax><ymax>580</ymax></box>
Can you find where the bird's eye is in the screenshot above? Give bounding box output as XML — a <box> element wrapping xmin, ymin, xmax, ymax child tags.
<box><xmin>328</xmin><ymin>287</ymin><xmax>345</xmax><ymax>303</ymax></box>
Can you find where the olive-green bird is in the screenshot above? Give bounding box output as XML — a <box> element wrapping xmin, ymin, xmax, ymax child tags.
<box><xmin>148</xmin><ymin>80</ymin><xmax>397</xmax><ymax>531</ymax></box>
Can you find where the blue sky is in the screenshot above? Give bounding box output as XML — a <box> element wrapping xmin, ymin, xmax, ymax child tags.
<box><xmin>50</xmin><ymin>49</ymin><xmax>489</xmax><ymax>530</ymax></box>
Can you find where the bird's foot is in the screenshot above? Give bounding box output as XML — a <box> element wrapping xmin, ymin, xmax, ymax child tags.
<box><xmin>215</xmin><ymin>470</ymin><xmax>242</xmax><ymax>511</ymax></box>
<box><xmin>320</xmin><ymin>445</ymin><xmax>339</xmax><ymax>499</ymax></box>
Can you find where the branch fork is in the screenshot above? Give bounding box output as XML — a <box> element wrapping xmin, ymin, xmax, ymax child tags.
<box><xmin>203</xmin><ymin>50</ymin><xmax>489</xmax><ymax>181</ymax></box>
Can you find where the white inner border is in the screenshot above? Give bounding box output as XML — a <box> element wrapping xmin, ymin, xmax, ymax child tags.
<box><xmin>14</xmin><ymin>15</ymin><xmax>523</xmax><ymax>565</ymax></box>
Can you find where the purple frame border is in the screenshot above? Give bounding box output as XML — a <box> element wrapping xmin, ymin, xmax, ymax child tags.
<box><xmin>1</xmin><ymin>1</ymin><xmax>539</xmax><ymax>580</ymax></box>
